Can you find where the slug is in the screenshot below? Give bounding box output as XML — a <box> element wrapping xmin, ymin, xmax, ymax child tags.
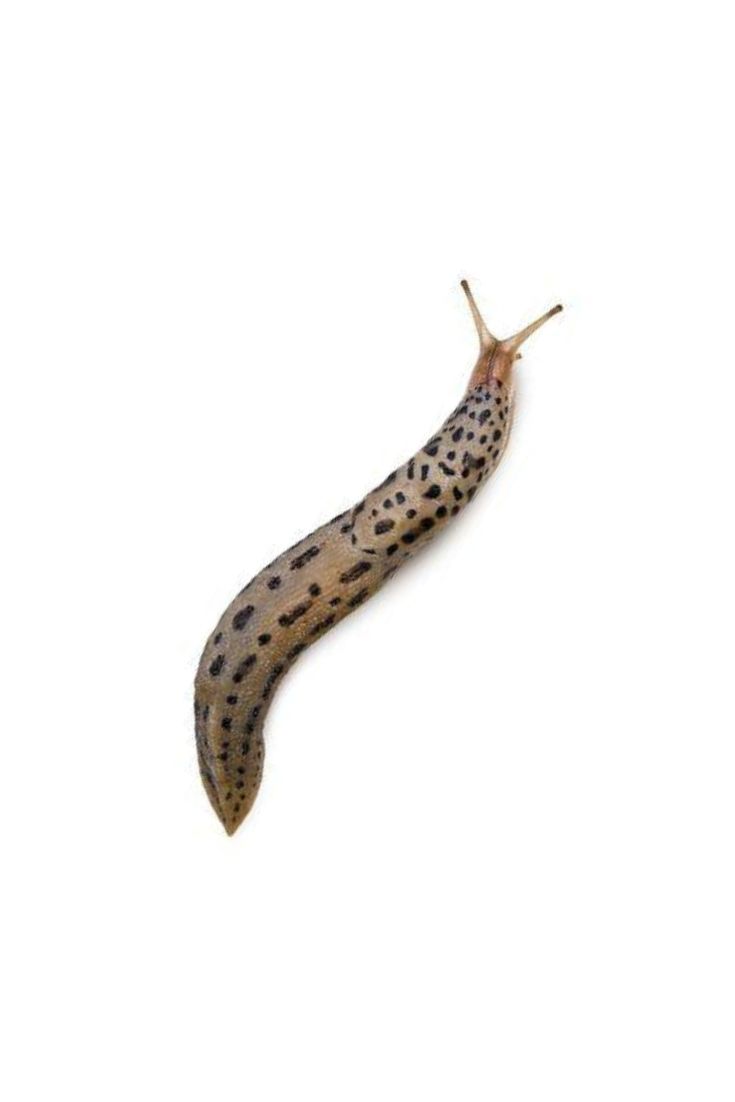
<box><xmin>194</xmin><ymin>281</ymin><xmax>562</xmax><ymax>834</ymax></box>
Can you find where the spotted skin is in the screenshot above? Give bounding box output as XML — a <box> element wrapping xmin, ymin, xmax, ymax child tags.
<box><xmin>194</xmin><ymin>284</ymin><xmax>562</xmax><ymax>834</ymax></box>
<box><xmin>194</xmin><ymin>381</ymin><xmax>512</xmax><ymax>834</ymax></box>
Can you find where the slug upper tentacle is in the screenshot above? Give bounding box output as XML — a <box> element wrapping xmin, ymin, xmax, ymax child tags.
<box><xmin>194</xmin><ymin>282</ymin><xmax>562</xmax><ymax>834</ymax></box>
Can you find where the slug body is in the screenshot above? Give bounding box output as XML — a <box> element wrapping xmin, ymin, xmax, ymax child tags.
<box><xmin>194</xmin><ymin>283</ymin><xmax>561</xmax><ymax>834</ymax></box>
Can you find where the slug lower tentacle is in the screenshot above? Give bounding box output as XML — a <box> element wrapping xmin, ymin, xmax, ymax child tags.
<box><xmin>194</xmin><ymin>281</ymin><xmax>562</xmax><ymax>834</ymax></box>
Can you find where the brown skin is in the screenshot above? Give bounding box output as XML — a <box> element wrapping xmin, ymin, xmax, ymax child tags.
<box><xmin>194</xmin><ymin>282</ymin><xmax>562</xmax><ymax>834</ymax></box>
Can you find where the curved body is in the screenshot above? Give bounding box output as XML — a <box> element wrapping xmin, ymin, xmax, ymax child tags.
<box><xmin>194</xmin><ymin>283</ymin><xmax>561</xmax><ymax>834</ymax></box>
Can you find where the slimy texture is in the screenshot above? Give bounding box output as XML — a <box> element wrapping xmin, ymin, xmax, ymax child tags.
<box><xmin>194</xmin><ymin>282</ymin><xmax>562</xmax><ymax>834</ymax></box>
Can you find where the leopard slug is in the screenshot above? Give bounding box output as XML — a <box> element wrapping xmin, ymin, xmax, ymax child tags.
<box><xmin>194</xmin><ymin>282</ymin><xmax>562</xmax><ymax>834</ymax></box>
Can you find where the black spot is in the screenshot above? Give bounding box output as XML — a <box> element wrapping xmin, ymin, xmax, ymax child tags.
<box><xmin>226</xmin><ymin>695</ymin><xmax>238</xmax><ymax>706</ymax></box>
<box><xmin>309</xmin><ymin>583</ymin><xmax>321</xmax><ymax>597</ymax></box>
<box><xmin>439</xmin><ymin>462</ymin><xmax>455</xmax><ymax>476</ymax></box>
<box><xmin>402</xmin><ymin>531</ymin><xmax>418</xmax><ymax>544</ymax></box>
<box><xmin>421</xmin><ymin>464</ymin><xmax>430</xmax><ymax>480</ymax></box>
<box><xmin>462</xmin><ymin>467</ymin><xmax>470</xmax><ymax>478</ymax></box>
<box><xmin>353</xmin><ymin>501</ymin><xmax>365</xmax><ymax>516</ymax></box>
<box><xmin>420</xmin><ymin>517</ymin><xmax>435</xmax><ymax>531</ymax></box>
<box><xmin>407</xmin><ymin>508</ymin><xmax>417</xmax><ymax>518</ymax></box>
<box><xmin>290</xmin><ymin>545</ymin><xmax>321</xmax><ymax>570</ymax></box>
<box><xmin>268</xmin><ymin>576</ymin><xmax>281</xmax><ymax>590</ymax></box>
<box><xmin>383</xmin><ymin>498</ymin><xmax>393</xmax><ymax>509</ymax></box>
<box><xmin>423</xmin><ymin>484</ymin><xmax>441</xmax><ymax>499</ymax></box>
<box><xmin>221</xmin><ymin>717</ymin><xmax>232</xmax><ymax>731</ymax></box>
<box><xmin>424</xmin><ymin>438</ymin><xmax>441</xmax><ymax>457</ymax></box>
<box><xmin>493</xmin><ymin>429</ymin><xmax>502</xmax><ymax>442</ymax></box>
<box><xmin>209</xmin><ymin>654</ymin><xmax>225</xmax><ymax>677</ymax></box>
<box><xmin>453</xmin><ymin>486</ymin><xmax>464</xmax><ymax>501</ymax></box>
<box><xmin>447</xmin><ymin>450</ymin><xmax>456</xmax><ymax>460</ymax></box>
<box><xmin>452</xmin><ymin>427</ymin><xmax>464</xmax><ymax>442</ymax></box>
<box><xmin>386</xmin><ymin>543</ymin><xmax>399</xmax><ymax>556</ymax></box>
<box><xmin>479</xmin><ymin>435</ymin><xmax>488</xmax><ymax>444</ymax></box>
<box><xmin>467</xmin><ymin>431</ymin><xmax>475</xmax><ymax>440</ymax></box>
<box><xmin>232</xmin><ymin>652</ymin><xmax>255</xmax><ymax>678</ymax></box>
<box><xmin>287</xmin><ymin>643</ymin><xmax>306</xmax><ymax>660</ymax></box>
<box><xmin>340</xmin><ymin>561</ymin><xmax>373</xmax><ymax>583</ymax></box>
<box><xmin>348</xmin><ymin>588</ymin><xmax>369</xmax><ymax>608</ymax></box>
<box><xmin>478</xmin><ymin>409</ymin><xmax>491</xmax><ymax>425</ymax></box>
<box><xmin>436</xmin><ymin>505</ymin><xmax>448</xmax><ymax>518</ymax></box>
<box><xmin>329</xmin><ymin>596</ymin><xmax>342</xmax><ymax>606</ymax></box>
<box><xmin>232</xmin><ymin>605</ymin><xmax>255</xmax><ymax>631</ymax></box>
<box><xmin>396</xmin><ymin>491</ymin><xmax>406</xmax><ymax>504</ymax></box>
<box><xmin>213</xmin><ymin>632</ymin><xmax>223</xmax><ymax>645</ymax></box>
<box><xmin>278</xmin><ymin>603</ymin><xmax>311</xmax><ymax>627</ymax></box>
<box><xmin>407</xmin><ymin>460</ymin><xmax>415</xmax><ymax>480</ymax></box>
<box><xmin>261</xmin><ymin>663</ymin><xmax>285</xmax><ymax>700</ymax></box>
<box><xmin>309</xmin><ymin>614</ymin><xmax>336</xmax><ymax>636</ymax></box>
<box><xmin>378</xmin><ymin>470</ymin><xmax>397</xmax><ymax>489</ymax></box>
<box><xmin>467</xmin><ymin>486</ymin><xmax>477</xmax><ymax>501</ymax></box>
<box><xmin>375</xmin><ymin>519</ymin><xmax>395</xmax><ymax>535</ymax></box>
<box><xmin>340</xmin><ymin>523</ymin><xmax>352</xmax><ymax>534</ymax></box>
<box><xmin>257</xmin><ymin>633</ymin><xmax>271</xmax><ymax>646</ymax></box>
<box><xmin>451</xmin><ymin>505</ymin><xmax>460</xmax><ymax>516</ymax></box>
<box><xmin>493</xmin><ymin>448</ymin><xmax>500</xmax><ymax>459</ymax></box>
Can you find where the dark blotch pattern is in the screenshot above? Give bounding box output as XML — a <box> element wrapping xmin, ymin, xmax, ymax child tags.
<box><xmin>209</xmin><ymin>654</ymin><xmax>225</xmax><ymax>677</ymax></box>
<box><xmin>290</xmin><ymin>545</ymin><xmax>320</xmax><ymax>570</ymax></box>
<box><xmin>232</xmin><ymin>605</ymin><xmax>255</xmax><ymax>631</ymax></box>
<box><xmin>278</xmin><ymin>602</ymin><xmax>312</xmax><ymax>628</ymax></box>
<box><xmin>310</xmin><ymin>614</ymin><xmax>336</xmax><ymax>636</ymax></box>
<box><xmin>262</xmin><ymin>663</ymin><xmax>285</xmax><ymax>700</ymax></box>
<box><xmin>232</xmin><ymin>654</ymin><xmax>256</xmax><ymax>683</ymax></box>
<box><xmin>340</xmin><ymin>561</ymin><xmax>373</xmax><ymax>584</ymax></box>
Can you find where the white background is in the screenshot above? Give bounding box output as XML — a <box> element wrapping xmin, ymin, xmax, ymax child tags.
<box><xmin>1</xmin><ymin>2</ymin><xmax>733</xmax><ymax>1099</ymax></box>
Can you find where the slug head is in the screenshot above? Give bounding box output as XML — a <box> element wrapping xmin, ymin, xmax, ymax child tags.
<box><xmin>461</xmin><ymin>280</ymin><xmax>562</xmax><ymax>392</ymax></box>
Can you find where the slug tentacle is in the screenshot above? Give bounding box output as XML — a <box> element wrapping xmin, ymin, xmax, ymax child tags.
<box><xmin>194</xmin><ymin>281</ymin><xmax>562</xmax><ymax>834</ymax></box>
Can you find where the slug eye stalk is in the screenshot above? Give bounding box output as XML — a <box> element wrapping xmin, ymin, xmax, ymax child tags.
<box><xmin>461</xmin><ymin>279</ymin><xmax>563</xmax><ymax>387</ymax></box>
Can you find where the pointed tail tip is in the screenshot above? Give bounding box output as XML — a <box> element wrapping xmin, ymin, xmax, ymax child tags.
<box><xmin>219</xmin><ymin>812</ymin><xmax>240</xmax><ymax>836</ymax></box>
